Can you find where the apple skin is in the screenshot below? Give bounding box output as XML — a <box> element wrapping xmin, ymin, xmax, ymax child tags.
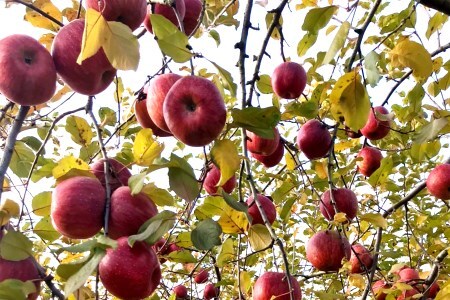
<box><xmin>397</xmin><ymin>267</ymin><xmax>420</xmax><ymax>283</ymax></box>
<box><xmin>246</xmin><ymin>128</ymin><xmax>280</xmax><ymax>156</ymax></box>
<box><xmin>319</xmin><ymin>188</ymin><xmax>358</xmax><ymax>221</ymax></box>
<box><xmin>183</xmin><ymin>0</ymin><xmax>203</xmax><ymax>35</ymax></box>
<box><xmin>0</xmin><ymin>34</ymin><xmax>56</xmax><ymax>106</ymax></box>
<box><xmin>85</xmin><ymin>0</ymin><xmax>147</xmax><ymax>31</ymax></box>
<box><xmin>396</xmin><ymin>288</ymin><xmax>419</xmax><ymax>300</ymax></box>
<box><xmin>146</xmin><ymin>73</ymin><xmax>182</xmax><ymax>133</ymax></box>
<box><xmin>296</xmin><ymin>119</ymin><xmax>331</xmax><ymax>160</ymax></box>
<box><xmin>271</xmin><ymin>62</ymin><xmax>307</xmax><ymax>99</ymax></box>
<box><xmin>51</xmin><ymin>176</ymin><xmax>106</xmax><ymax>239</ymax></box>
<box><xmin>203</xmin><ymin>283</ymin><xmax>219</xmax><ymax>300</ymax></box>
<box><xmin>52</xmin><ymin>19</ymin><xmax>117</xmax><ymax>95</ymax></box>
<box><xmin>425</xmin><ymin>282</ymin><xmax>440</xmax><ymax>298</ymax></box>
<box><xmin>349</xmin><ymin>244</ymin><xmax>373</xmax><ymax>274</ymax></box>
<box><xmin>247</xmin><ymin>194</ymin><xmax>277</xmax><ymax>225</ymax></box>
<box><xmin>306</xmin><ymin>230</ymin><xmax>351</xmax><ymax>272</ymax></box>
<box><xmin>108</xmin><ymin>186</ymin><xmax>158</xmax><ymax>239</ymax></box>
<box><xmin>360</xmin><ymin>106</ymin><xmax>391</xmax><ymax>140</ymax></box>
<box><xmin>144</xmin><ymin>0</ymin><xmax>186</xmax><ymax>33</ymax></box>
<box><xmin>251</xmin><ymin>139</ymin><xmax>284</xmax><ymax>168</ymax></box>
<box><xmin>372</xmin><ymin>280</ymin><xmax>391</xmax><ymax>300</ymax></box>
<box><xmin>203</xmin><ymin>164</ymin><xmax>237</xmax><ymax>195</ymax></box>
<box><xmin>99</xmin><ymin>237</ymin><xmax>161</xmax><ymax>300</ymax></box>
<box><xmin>253</xmin><ymin>272</ymin><xmax>302</xmax><ymax>300</ymax></box>
<box><xmin>426</xmin><ymin>164</ymin><xmax>450</xmax><ymax>200</ymax></box>
<box><xmin>194</xmin><ymin>269</ymin><xmax>209</xmax><ymax>284</ymax></box>
<box><xmin>357</xmin><ymin>147</ymin><xmax>383</xmax><ymax>177</ymax></box>
<box><xmin>135</xmin><ymin>96</ymin><xmax>173</xmax><ymax>137</ymax></box>
<box><xmin>163</xmin><ymin>76</ymin><xmax>227</xmax><ymax>147</ymax></box>
<box><xmin>90</xmin><ymin>158</ymin><xmax>132</xmax><ymax>193</ymax></box>
<box><xmin>0</xmin><ymin>257</ymin><xmax>41</xmax><ymax>300</ymax></box>
<box><xmin>173</xmin><ymin>285</ymin><xmax>188</xmax><ymax>299</ymax></box>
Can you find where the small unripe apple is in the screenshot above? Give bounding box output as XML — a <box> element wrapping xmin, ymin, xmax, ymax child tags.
<box><xmin>253</xmin><ymin>271</ymin><xmax>302</xmax><ymax>300</ymax></box>
<box><xmin>360</xmin><ymin>106</ymin><xmax>391</xmax><ymax>140</ymax></box>
<box><xmin>246</xmin><ymin>128</ymin><xmax>280</xmax><ymax>156</ymax></box>
<box><xmin>144</xmin><ymin>0</ymin><xmax>186</xmax><ymax>33</ymax></box>
<box><xmin>296</xmin><ymin>119</ymin><xmax>331</xmax><ymax>160</ymax></box>
<box><xmin>251</xmin><ymin>139</ymin><xmax>284</xmax><ymax>168</ymax></box>
<box><xmin>372</xmin><ymin>280</ymin><xmax>391</xmax><ymax>300</ymax></box>
<box><xmin>194</xmin><ymin>269</ymin><xmax>209</xmax><ymax>284</ymax></box>
<box><xmin>271</xmin><ymin>61</ymin><xmax>307</xmax><ymax>99</ymax></box>
<box><xmin>0</xmin><ymin>256</ymin><xmax>41</xmax><ymax>300</ymax></box>
<box><xmin>203</xmin><ymin>283</ymin><xmax>219</xmax><ymax>300</ymax></box>
<box><xmin>203</xmin><ymin>164</ymin><xmax>237</xmax><ymax>195</ymax></box>
<box><xmin>90</xmin><ymin>158</ymin><xmax>132</xmax><ymax>193</ymax></box>
<box><xmin>349</xmin><ymin>244</ymin><xmax>373</xmax><ymax>274</ymax></box>
<box><xmin>319</xmin><ymin>188</ymin><xmax>358</xmax><ymax>221</ymax></box>
<box><xmin>173</xmin><ymin>284</ymin><xmax>188</xmax><ymax>299</ymax></box>
<box><xmin>183</xmin><ymin>0</ymin><xmax>203</xmax><ymax>35</ymax></box>
<box><xmin>306</xmin><ymin>230</ymin><xmax>351</xmax><ymax>271</ymax></box>
<box><xmin>247</xmin><ymin>194</ymin><xmax>277</xmax><ymax>225</ymax></box>
<box><xmin>356</xmin><ymin>147</ymin><xmax>383</xmax><ymax>177</ymax></box>
<box><xmin>426</xmin><ymin>164</ymin><xmax>450</xmax><ymax>200</ymax></box>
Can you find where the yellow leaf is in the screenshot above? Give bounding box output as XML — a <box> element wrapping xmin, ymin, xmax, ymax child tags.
<box><xmin>314</xmin><ymin>160</ymin><xmax>328</xmax><ymax>179</ymax></box>
<box><xmin>65</xmin><ymin>116</ymin><xmax>93</xmax><ymax>146</ymax></box>
<box><xmin>52</xmin><ymin>155</ymin><xmax>91</xmax><ymax>180</ymax></box>
<box><xmin>334</xmin><ymin>138</ymin><xmax>360</xmax><ymax>152</ymax></box>
<box><xmin>2</xmin><ymin>178</ymin><xmax>10</xmax><ymax>192</ymax></box>
<box><xmin>390</xmin><ymin>39</ymin><xmax>433</xmax><ymax>81</ymax></box>
<box><xmin>77</xmin><ymin>9</ymin><xmax>109</xmax><ymax>65</ymax></box>
<box><xmin>24</xmin><ymin>0</ymin><xmax>62</xmax><ymax>31</ymax></box>
<box><xmin>133</xmin><ymin>128</ymin><xmax>164</xmax><ymax>166</ymax></box>
<box><xmin>333</xmin><ymin>212</ymin><xmax>348</xmax><ymax>223</ymax></box>
<box><xmin>248</xmin><ymin>224</ymin><xmax>272</xmax><ymax>251</ymax></box>
<box><xmin>285</xmin><ymin>151</ymin><xmax>296</xmax><ymax>171</ymax></box>
<box><xmin>348</xmin><ymin>274</ymin><xmax>365</xmax><ymax>290</ymax></box>
<box><xmin>38</xmin><ymin>33</ymin><xmax>55</xmax><ymax>52</ymax></box>
<box><xmin>211</xmin><ymin>140</ymin><xmax>240</xmax><ymax>186</ymax></box>
<box><xmin>239</xmin><ymin>271</ymin><xmax>252</xmax><ymax>296</ymax></box>
<box><xmin>0</xmin><ymin>199</ymin><xmax>20</xmax><ymax>226</ymax></box>
<box><xmin>218</xmin><ymin>206</ymin><xmax>248</xmax><ymax>234</ymax></box>
<box><xmin>360</xmin><ymin>213</ymin><xmax>388</xmax><ymax>229</ymax></box>
<box><xmin>299</xmin><ymin>193</ymin><xmax>307</xmax><ymax>205</ymax></box>
<box><xmin>50</xmin><ymin>85</ymin><xmax>72</xmax><ymax>102</ymax></box>
<box><xmin>330</xmin><ymin>71</ymin><xmax>371</xmax><ymax>131</ymax></box>
<box><xmin>103</xmin><ymin>21</ymin><xmax>140</xmax><ymax>71</ymax></box>
<box><xmin>217</xmin><ymin>238</ymin><xmax>234</xmax><ymax>267</ymax></box>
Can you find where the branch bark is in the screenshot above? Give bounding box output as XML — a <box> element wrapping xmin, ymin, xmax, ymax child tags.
<box><xmin>419</xmin><ymin>0</ymin><xmax>450</xmax><ymax>15</ymax></box>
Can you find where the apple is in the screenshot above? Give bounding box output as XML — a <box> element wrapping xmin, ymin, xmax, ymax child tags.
<box><xmin>146</xmin><ymin>73</ymin><xmax>182</xmax><ymax>133</ymax></box>
<box><xmin>90</xmin><ymin>158</ymin><xmax>132</xmax><ymax>193</ymax></box>
<box><xmin>173</xmin><ymin>284</ymin><xmax>188</xmax><ymax>299</ymax></box>
<box><xmin>203</xmin><ymin>283</ymin><xmax>219</xmax><ymax>300</ymax></box>
<box><xmin>203</xmin><ymin>164</ymin><xmax>237</xmax><ymax>195</ymax></box>
<box><xmin>183</xmin><ymin>0</ymin><xmax>203</xmax><ymax>36</ymax></box>
<box><xmin>246</xmin><ymin>128</ymin><xmax>280</xmax><ymax>156</ymax></box>
<box><xmin>0</xmin><ymin>34</ymin><xmax>56</xmax><ymax>106</ymax></box>
<box><xmin>271</xmin><ymin>62</ymin><xmax>307</xmax><ymax>99</ymax></box>
<box><xmin>0</xmin><ymin>256</ymin><xmax>41</xmax><ymax>300</ymax></box>
<box><xmin>349</xmin><ymin>244</ymin><xmax>373</xmax><ymax>274</ymax></box>
<box><xmin>85</xmin><ymin>0</ymin><xmax>147</xmax><ymax>31</ymax></box>
<box><xmin>397</xmin><ymin>267</ymin><xmax>420</xmax><ymax>283</ymax></box>
<box><xmin>253</xmin><ymin>272</ymin><xmax>302</xmax><ymax>300</ymax></box>
<box><xmin>194</xmin><ymin>269</ymin><xmax>209</xmax><ymax>284</ymax></box>
<box><xmin>163</xmin><ymin>76</ymin><xmax>227</xmax><ymax>147</ymax></box>
<box><xmin>296</xmin><ymin>119</ymin><xmax>331</xmax><ymax>160</ymax></box>
<box><xmin>319</xmin><ymin>188</ymin><xmax>358</xmax><ymax>221</ymax></box>
<box><xmin>52</xmin><ymin>19</ymin><xmax>117</xmax><ymax>95</ymax></box>
<box><xmin>108</xmin><ymin>186</ymin><xmax>158</xmax><ymax>239</ymax></box>
<box><xmin>396</xmin><ymin>288</ymin><xmax>419</xmax><ymax>300</ymax></box>
<box><xmin>360</xmin><ymin>106</ymin><xmax>391</xmax><ymax>140</ymax></box>
<box><xmin>424</xmin><ymin>282</ymin><xmax>440</xmax><ymax>298</ymax></box>
<box><xmin>372</xmin><ymin>280</ymin><xmax>391</xmax><ymax>300</ymax></box>
<box><xmin>247</xmin><ymin>194</ymin><xmax>277</xmax><ymax>225</ymax></box>
<box><xmin>135</xmin><ymin>92</ymin><xmax>173</xmax><ymax>137</ymax></box>
<box><xmin>51</xmin><ymin>176</ymin><xmax>106</xmax><ymax>239</ymax></box>
<box><xmin>99</xmin><ymin>237</ymin><xmax>161</xmax><ymax>299</ymax></box>
<box><xmin>426</xmin><ymin>164</ymin><xmax>450</xmax><ymax>200</ymax></box>
<box><xmin>345</xmin><ymin>126</ymin><xmax>362</xmax><ymax>139</ymax></box>
<box><xmin>144</xmin><ymin>0</ymin><xmax>186</xmax><ymax>33</ymax></box>
<box><xmin>306</xmin><ymin>230</ymin><xmax>351</xmax><ymax>271</ymax></box>
<box><xmin>251</xmin><ymin>139</ymin><xmax>284</xmax><ymax>168</ymax></box>
<box><xmin>357</xmin><ymin>147</ymin><xmax>383</xmax><ymax>177</ymax></box>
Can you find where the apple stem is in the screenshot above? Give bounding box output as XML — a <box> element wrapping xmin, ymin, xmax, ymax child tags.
<box><xmin>326</xmin><ymin>124</ymin><xmax>341</xmax><ymax>219</ymax></box>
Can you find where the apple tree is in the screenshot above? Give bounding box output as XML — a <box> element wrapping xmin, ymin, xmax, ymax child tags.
<box><xmin>1</xmin><ymin>0</ymin><xmax>450</xmax><ymax>299</ymax></box>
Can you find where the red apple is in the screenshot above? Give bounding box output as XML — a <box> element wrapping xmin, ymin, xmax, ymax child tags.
<box><xmin>194</xmin><ymin>269</ymin><xmax>209</xmax><ymax>284</ymax></box>
<box><xmin>360</xmin><ymin>106</ymin><xmax>391</xmax><ymax>140</ymax></box>
<box><xmin>90</xmin><ymin>158</ymin><xmax>132</xmax><ymax>193</ymax></box>
<box><xmin>144</xmin><ymin>0</ymin><xmax>186</xmax><ymax>33</ymax></box>
<box><xmin>51</xmin><ymin>176</ymin><xmax>106</xmax><ymax>239</ymax></box>
<box><xmin>52</xmin><ymin>19</ymin><xmax>117</xmax><ymax>95</ymax></box>
<box><xmin>135</xmin><ymin>94</ymin><xmax>173</xmax><ymax>137</ymax></box>
<box><xmin>85</xmin><ymin>0</ymin><xmax>147</xmax><ymax>31</ymax></box>
<box><xmin>349</xmin><ymin>244</ymin><xmax>373</xmax><ymax>274</ymax></box>
<box><xmin>183</xmin><ymin>0</ymin><xmax>203</xmax><ymax>35</ymax></box>
<box><xmin>426</xmin><ymin>164</ymin><xmax>450</xmax><ymax>200</ymax></box>
<box><xmin>296</xmin><ymin>119</ymin><xmax>331</xmax><ymax>160</ymax></box>
<box><xmin>203</xmin><ymin>164</ymin><xmax>237</xmax><ymax>195</ymax></box>
<box><xmin>108</xmin><ymin>186</ymin><xmax>158</xmax><ymax>239</ymax></box>
<box><xmin>271</xmin><ymin>62</ymin><xmax>307</xmax><ymax>99</ymax></box>
<box><xmin>0</xmin><ymin>34</ymin><xmax>56</xmax><ymax>106</ymax></box>
<box><xmin>173</xmin><ymin>284</ymin><xmax>188</xmax><ymax>299</ymax></box>
<box><xmin>424</xmin><ymin>282</ymin><xmax>440</xmax><ymax>298</ymax></box>
<box><xmin>251</xmin><ymin>139</ymin><xmax>284</xmax><ymax>168</ymax></box>
<box><xmin>203</xmin><ymin>283</ymin><xmax>219</xmax><ymax>300</ymax></box>
<box><xmin>253</xmin><ymin>272</ymin><xmax>302</xmax><ymax>300</ymax></box>
<box><xmin>0</xmin><ymin>256</ymin><xmax>41</xmax><ymax>300</ymax></box>
<box><xmin>163</xmin><ymin>76</ymin><xmax>227</xmax><ymax>147</ymax></box>
<box><xmin>306</xmin><ymin>230</ymin><xmax>351</xmax><ymax>271</ymax></box>
<box><xmin>319</xmin><ymin>188</ymin><xmax>358</xmax><ymax>221</ymax></box>
<box><xmin>372</xmin><ymin>280</ymin><xmax>391</xmax><ymax>300</ymax></box>
<box><xmin>397</xmin><ymin>267</ymin><xmax>420</xmax><ymax>283</ymax></box>
<box><xmin>247</xmin><ymin>194</ymin><xmax>277</xmax><ymax>225</ymax></box>
<box><xmin>357</xmin><ymin>147</ymin><xmax>383</xmax><ymax>177</ymax></box>
<box><xmin>99</xmin><ymin>237</ymin><xmax>161</xmax><ymax>299</ymax></box>
<box><xmin>146</xmin><ymin>73</ymin><xmax>182</xmax><ymax>133</ymax></box>
<box><xmin>396</xmin><ymin>288</ymin><xmax>419</xmax><ymax>300</ymax></box>
<box><xmin>246</xmin><ymin>128</ymin><xmax>280</xmax><ymax>156</ymax></box>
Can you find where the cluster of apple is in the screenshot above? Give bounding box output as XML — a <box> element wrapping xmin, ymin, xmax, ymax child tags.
<box><xmin>171</xmin><ymin>269</ymin><xmax>219</xmax><ymax>299</ymax></box>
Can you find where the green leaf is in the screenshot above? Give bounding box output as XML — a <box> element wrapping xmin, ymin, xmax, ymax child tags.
<box><xmin>302</xmin><ymin>6</ymin><xmax>337</xmax><ymax>34</ymax></box>
<box><xmin>0</xmin><ymin>231</ymin><xmax>33</xmax><ymax>261</ymax></box>
<box><xmin>191</xmin><ymin>219</ymin><xmax>222</xmax><ymax>250</ymax></box>
<box><xmin>282</xmin><ymin>100</ymin><xmax>318</xmax><ymax>120</ymax></box>
<box><xmin>174</xmin><ymin>232</ymin><xmax>193</xmax><ymax>248</ymax></box>
<box><xmin>129</xmin><ymin>210</ymin><xmax>176</xmax><ymax>246</ymax></box>
<box><xmin>360</xmin><ymin>213</ymin><xmax>388</xmax><ymax>229</ymax></box>
<box><xmin>56</xmin><ymin>260</ymin><xmax>87</xmax><ymax>281</ymax></box>
<box><xmin>10</xmin><ymin>141</ymin><xmax>34</xmax><ymax>178</ymax></box>
<box><xmin>256</xmin><ymin>74</ymin><xmax>273</xmax><ymax>94</ymax></box>
<box><xmin>368</xmin><ymin>157</ymin><xmax>394</xmax><ymax>187</ymax></box>
<box><xmin>364</xmin><ymin>51</ymin><xmax>380</xmax><ymax>87</ymax></box>
<box><xmin>410</xmin><ymin>141</ymin><xmax>441</xmax><ymax>163</ymax></box>
<box><xmin>248</xmin><ymin>224</ymin><xmax>272</xmax><ymax>251</ymax></box>
<box><xmin>231</xmin><ymin>106</ymin><xmax>281</xmax><ymax>138</ymax></box>
<box><xmin>280</xmin><ymin>197</ymin><xmax>296</xmax><ymax>222</ymax></box>
<box><xmin>65</xmin><ymin>115</ymin><xmax>93</xmax><ymax>146</ymax></box>
<box><xmin>265</xmin><ymin>13</ymin><xmax>283</xmax><ymax>40</ymax></box>
<box><xmin>222</xmin><ymin>191</ymin><xmax>249</xmax><ymax>213</ymax></box>
<box><xmin>104</xmin><ymin>21</ymin><xmax>140</xmax><ymax>70</ymax></box>
<box><xmin>168</xmin><ymin>154</ymin><xmax>199</xmax><ymax>202</ymax></box>
<box><xmin>297</xmin><ymin>33</ymin><xmax>317</xmax><ymax>57</ymax></box>
<box><xmin>217</xmin><ymin>238</ymin><xmax>234</xmax><ymax>267</ymax></box>
<box><xmin>208</xmin><ymin>29</ymin><xmax>221</xmax><ymax>46</ymax></box>
<box><xmin>141</xmin><ymin>183</ymin><xmax>175</xmax><ymax>206</ymax></box>
<box><xmin>98</xmin><ymin>107</ymin><xmax>117</xmax><ymax>127</ymax></box>
<box><xmin>128</xmin><ymin>172</ymin><xmax>147</xmax><ymax>195</ymax></box>
<box><xmin>31</xmin><ymin>191</ymin><xmax>51</xmax><ymax>217</ymax></box>
<box><xmin>0</xmin><ymin>279</ymin><xmax>36</xmax><ymax>300</ymax></box>
<box><xmin>166</xmin><ymin>249</ymin><xmax>197</xmax><ymax>263</ymax></box>
<box><xmin>413</xmin><ymin>118</ymin><xmax>448</xmax><ymax>144</ymax></box>
<box><xmin>405</xmin><ymin>84</ymin><xmax>425</xmax><ymax>117</ymax></box>
<box><xmin>194</xmin><ymin>196</ymin><xmax>226</xmax><ymax>220</ymax></box>
<box><xmin>426</xmin><ymin>12</ymin><xmax>448</xmax><ymax>39</ymax></box>
<box><xmin>33</xmin><ymin>217</ymin><xmax>60</xmax><ymax>242</ymax></box>
<box><xmin>322</xmin><ymin>21</ymin><xmax>350</xmax><ymax>65</ymax></box>
<box><xmin>211</xmin><ymin>61</ymin><xmax>237</xmax><ymax>97</ymax></box>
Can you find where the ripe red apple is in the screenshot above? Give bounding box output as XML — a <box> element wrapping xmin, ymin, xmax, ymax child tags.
<box><xmin>253</xmin><ymin>272</ymin><xmax>302</xmax><ymax>300</ymax></box>
<box><xmin>163</xmin><ymin>76</ymin><xmax>227</xmax><ymax>147</ymax></box>
<box><xmin>246</xmin><ymin>128</ymin><xmax>280</xmax><ymax>156</ymax></box>
<box><xmin>357</xmin><ymin>147</ymin><xmax>383</xmax><ymax>177</ymax></box>
<box><xmin>319</xmin><ymin>188</ymin><xmax>358</xmax><ymax>221</ymax></box>
<box><xmin>203</xmin><ymin>164</ymin><xmax>237</xmax><ymax>195</ymax></box>
<box><xmin>251</xmin><ymin>139</ymin><xmax>284</xmax><ymax>168</ymax></box>
<box><xmin>349</xmin><ymin>244</ymin><xmax>373</xmax><ymax>274</ymax></box>
<box><xmin>271</xmin><ymin>62</ymin><xmax>307</xmax><ymax>99</ymax></box>
<box><xmin>173</xmin><ymin>284</ymin><xmax>188</xmax><ymax>299</ymax></box>
<box><xmin>183</xmin><ymin>0</ymin><xmax>202</xmax><ymax>35</ymax></box>
<box><xmin>108</xmin><ymin>186</ymin><xmax>158</xmax><ymax>239</ymax></box>
<box><xmin>51</xmin><ymin>176</ymin><xmax>106</xmax><ymax>239</ymax></box>
<box><xmin>396</xmin><ymin>288</ymin><xmax>419</xmax><ymax>300</ymax></box>
<box><xmin>203</xmin><ymin>283</ymin><xmax>219</xmax><ymax>300</ymax></box>
<box><xmin>247</xmin><ymin>194</ymin><xmax>277</xmax><ymax>225</ymax></box>
<box><xmin>296</xmin><ymin>119</ymin><xmax>331</xmax><ymax>160</ymax></box>
<box><xmin>52</xmin><ymin>19</ymin><xmax>117</xmax><ymax>95</ymax></box>
<box><xmin>99</xmin><ymin>237</ymin><xmax>161</xmax><ymax>299</ymax></box>
<box><xmin>0</xmin><ymin>34</ymin><xmax>56</xmax><ymax>106</ymax></box>
<box><xmin>306</xmin><ymin>230</ymin><xmax>351</xmax><ymax>271</ymax></box>
<box><xmin>146</xmin><ymin>73</ymin><xmax>182</xmax><ymax>133</ymax></box>
<box><xmin>397</xmin><ymin>267</ymin><xmax>420</xmax><ymax>283</ymax></box>
<box><xmin>90</xmin><ymin>158</ymin><xmax>132</xmax><ymax>193</ymax></box>
<box><xmin>194</xmin><ymin>269</ymin><xmax>209</xmax><ymax>284</ymax></box>
<box><xmin>144</xmin><ymin>0</ymin><xmax>186</xmax><ymax>33</ymax></box>
<box><xmin>0</xmin><ymin>256</ymin><xmax>41</xmax><ymax>300</ymax></box>
<box><xmin>135</xmin><ymin>95</ymin><xmax>173</xmax><ymax>137</ymax></box>
<box><xmin>424</xmin><ymin>282</ymin><xmax>440</xmax><ymax>298</ymax></box>
<box><xmin>372</xmin><ymin>280</ymin><xmax>391</xmax><ymax>300</ymax></box>
<box><xmin>360</xmin><ymin>106</ymin><xmax>391</xmax><ymax>140</ymax></box>
<box><xmin>85</xmin><ymin>0</ymin><xmax>147</xmax><ymax>31</ymax></box>
<box><xmin>426</xmin><ymin>164</ymin><xmax>450</xmax><ymax>200</ymax></box>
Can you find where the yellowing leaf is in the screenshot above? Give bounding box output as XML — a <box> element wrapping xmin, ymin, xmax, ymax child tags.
<box><xmin>239</xmin><ymin>271</ymin><xmax>252</xmax><ymax>296</ymax></box>
<box><xmin>322</xmin><ymin>21</ymin><xmax>350</xmax><ymax>65</ymax></box>
<box><xmin>314</xmin><ymin>160</ymin><xmax>328</xmax><ymax>179</ymax></box>
<box><xmin>390</xmin><ymin>39</ymin><xmax>433</xmax><ymax>81</ymax></box>
<box><xmin>248</xmin><ymin>224</ymin><xmax>272</xmax><ymax>251</ymax></box>
<box><xmin>360</xmin><ymin>213</ymin><xmax>387</xmax><ymax>229</ymax></box>
<box><xmin>52</xmin><ymin>156</ymin><xmax>92</xmax><ymax>180</ymax></box>
<box><xmin>2</xmin><ymin>178</ymin><xmax>10</xmax><ymax>192</ymax></box>
<box><xmin>24</xmin><ymin>0</ymin><xmax>62</xmax><ymax>31</ymax></box>
<box><xmin>348</xmin><ymin>274</ymin><xmax>365</xmax><ymax>290</ymax></box>
<box><xmin>77</xmin><ymin>9</ymin><xmax>108</xmax><ymax>65</ymax></box>
<box><xmin>333</xmin><ymin>212</ymin><xmax>348</xmax><ymax>223</ymax></box>
<box><xmin>65</xmin><ymin>116</ymin><xmax>93</xmax><ymax>146</ymax></box>
<box><xmin>330</xmin><ymin>71</ymin><xmax>370</xmax><ymax>131</ymax></box>
<box><xmin>0</xmin><ymin>199</ymin><xmax>20</xmax><ymax>226</ymax></box>
<box><xmin>133</xmin><ymin>129</ymin><xmax>164</xmax><ymax>166</ymax></box>
<box><xmin>217</xmin><ymin>238</ymin><xmax>235</xmax><ymax>267</ymax></box>
<box><xmin>211</xmin><ymin>140</ymin><xmax>240</xmax><ymax>187</ymax></box>
<box><xmin>285</xmin><ymin>152</ymin><xmax>296</xmax><ymax>171</ymax></box>
<box><xmin>218</xmin><ymin>206</ymin><xmax>248</xmax><ymax>234</ymax></box>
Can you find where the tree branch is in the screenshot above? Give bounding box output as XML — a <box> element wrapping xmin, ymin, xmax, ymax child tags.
<box><xmin>419</xmin><ymin>0</ymin><xmax>450</xmax><ymax>15</ymax></box>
